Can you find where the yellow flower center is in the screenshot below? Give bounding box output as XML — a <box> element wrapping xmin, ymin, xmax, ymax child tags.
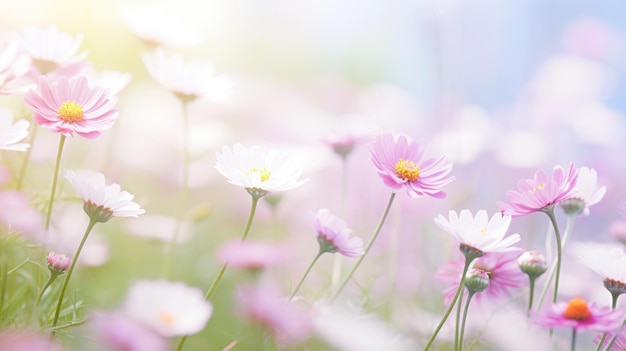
<box><xmin>529</xmin><ymin>184</ymin><xmax>546</xmax><ymax>194</ymax></box>
<box><xmin>158</xmin><ymin>311</ymin><xmax>175</xmax><ymax>325</ymax></box>
<box><xmin>480</xmin><ymin>228</ymin><xmax>487</xmax><ymax>235</ymax></box>
<box><xmin>394</xmin><ymin>158</ymin><xmax>420</xmax><ymax>181</ymax></box>
<box><xmin>247</xmin><ymin>167</ymin><xmax>271</xmax><ymax>182</ymax></box>
<box><xmin>58</xmin><ymin>101</ymin><xmax>84</xmax><ymax>123</ymax></box>
<box><xmin>563</xmin><ymin>297</ymin><xmax>591</xmax><ymax>321</ymax></box>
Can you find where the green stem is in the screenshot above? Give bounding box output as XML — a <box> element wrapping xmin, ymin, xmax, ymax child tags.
<box><xmin>16</xmin><ymin>124</ymin><xmax>38</xmax><ymax>191</ymax></box>
<box><xmin>594</xmin><ymin>292</ymin><xmax>620</xmax><ymax>351</ymax></box>
<box><xmin>603</xmin><ymin>317</ymin><xmax>626</xmax><ymax>351</ymax></box>
<box><xmin>424</xmin><ymin>257</ymin><xmax>473</xmax><ymax>351</ymax></box>
<box><xmin>571</xmin><ymin>328</ymin><xmax>577</xmax><ymax>351</ymax></box>
<box><xmin>537</xmin><ymin>213</ymin><xmax>574</xmax><ymax>309</ymax></box>
<box><xmin>52</xmin><ymin>218</ymin><xmax>97</xmax><ymax>327</ymax></box>
<box><xmin>458</xmin><ymin>292</ymin><xmax>476</xmax><ymax>351</ymax></box>
<box><xmin>176</xmin><ymin>193</ymin><xmax>261</xmax><ymax>351</ymax></box>
<box><xmin>288</xmin><ymin>251</ymin><xmax>323</xmax><ymax>302</ymax></box>
<box><xmin>454</xmin><ymin>283</ymin><xmax>465</xmax><ymax>351</ymax></box>
<box><xmin>543</xmin><ymin>207</ymin><xmax>563</xmax><ymax>303</ymax></box>
<box><xmin>164</xmin><ymin>100</ymin><xmax>191</xmax><ymax>278</ymax></box>
<box><xmin>332</xmin><ymin>192</ymin><xmax>396</xmax><ymax>301</ymax></box>
<box><xmin>527</xmin><ymin>277</ymin><xmax>536</xmax><ymax>317</ymax></box>
<box><xmin>45</xmin><ymin>134</ymin><xmax>67</xmax><ymax>231</ymax></box>
<box><xmin>35</xmin><ymin>271</ymin><xmax>59</xmax><ymax>310</ymax></box>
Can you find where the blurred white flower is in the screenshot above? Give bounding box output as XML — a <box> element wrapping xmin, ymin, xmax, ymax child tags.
<box><xmin>0</xmin><ymin>108</ymin><xmax>30</xmax><ymax>151</ymax></box>
<box><xmin>123</xmin><ymin>279</ymin><xmax>213</xmax><ymax>337</ymax></box>
<box><xmin>120</xmin><ymin>5</ymin><xmax>202</xmax><ymax>48</ymax></box>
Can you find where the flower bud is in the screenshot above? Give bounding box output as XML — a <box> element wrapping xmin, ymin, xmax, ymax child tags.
<box><xmin>465</xmin><ymin>268</ymin><xmax>490</xmax><ymax>293</ymax></box>
<box><xmin>47</xmin><ymin>252</ymin><xmax>71</xmax><ymax>273</ymax></box>
<box><xmin>518</xmin><ymin>250</ymin><xmax>548</xmax><ymax>279</ymax></box>
<box><xmin>560</xmin><ymin>198</ymin><xmax>585</xmax><ymax>216</ymax></box>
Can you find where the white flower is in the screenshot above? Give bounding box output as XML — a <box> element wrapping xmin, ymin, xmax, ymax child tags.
<box><xmin>434</xmin><ymin>209</ymin><xmax>520</xmax><ymax>253</ymax></box>
<box><xmin>577</xmin><ymin>243</ymin><xmax>626</xmax><ymax>284</ymax></box>
<box><xmin>21</xmin><ymin>26</ymin><xmax>87</xmax><ymax>75</ymax></box>
<box><xmin>215</xmin><ymin>144</ymin><xmax>307</xmax><ymax>196</ymax></box>
<box><xmin>142</xmin><ymin>48</ymin><xmax>232</xmax><ymax>102</ymax></box>
<box><xmin>0</xmin><ymin>108</ymin><xmax>30</xmax><ymax>151</ymax></box>
<box><xmin>567</xmin><ymin>166</ymin><xmax>606</xmax><ymax>216</ymax></box>
<box><xmin>123</xmin><ymin>280</ymin><xmax>213</xmax><ymax>337</ymax></box>
<box><xmin>64</xmin><ymin>170</ymin><xmax>145</xmax><ymax>220</ymax></box>
<box><xmin>120</xmin><ymin>5</ymin><xmax>203</xmax><ymax>48</ymax></box>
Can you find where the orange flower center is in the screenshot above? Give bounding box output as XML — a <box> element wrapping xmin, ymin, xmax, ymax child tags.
<box><xmin>563</xmin><ymin>297</ymin><xmax>591</xmax><ymax>321</ymax></box>
<box><xmin>158</xmin><ymin>311</ymin><xmax>175</xmax><ymax>325</ymax></box>
<box><xmin>58</xmin><ymin>101</ymin><xmax>84</xmax><ymax>123</ymax></box>
<box><xmin>247</xmin><ymin>167</ymin><xmax>271</xmax><ymax>182</ymax></box>
<box><xmin>394</xmin><ymin>158</ymin><xmax>420</xmax><ymax>181</ymax></box>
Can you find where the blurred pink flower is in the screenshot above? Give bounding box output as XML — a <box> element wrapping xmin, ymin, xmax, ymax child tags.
<box><xmin>0</xmin><ymin>190</ymin><xmax>44</xmax><ymax>243</ymax></box>
<box><xmin>46</xmin><ymin>251</ymin><xmax>71</xmax><ymax>272</ymax></box>
<box><xmin>323</xmin><ymin>133</ymin><xmax>366</xmax><ymax>159</ymax></box>
<box><xmin>313</xmin><ymin>208</ymin><xmax>364</xmax><ymax>258</ymax></box>
<box><xmin>436</xmin><ymin>251</ymin><xmax>526</xmax><ymax>306</ymax></box>
<box><xmin>498</xmin><ymin>163</ymin><xmax>578</xmax><ymax>217</ymax></box>
<box><xmin>0</xmin><ymin>108</ymin><xmax>29</xmax><ymax>151</ymax></box>
<box><xmin>142</xmin><ymin>48</ymin><xmax>231</xmax><ymax>102</ymax></box>
<box><xmin>86</xmin><ymin>311</ymin><xmax>169</xmax><ymax>351</ymax></box>
<box><xmin>20</xmin><ymin>26</ymin><xmax>87</xmax><ymax>76</ymax></box>
<box><xmin>23</xmin><ymin>75</ymin><xmax>118</xmax><ymax>139</ymax></box>
<box><xmin>618</xmin><ymin>202</ymin><xmax>626</xmax><ymax>221</ymax></box>
<box><xmin>369</xmin><ymin>133</ymin><xmax>454</xmax><ymax>199</ymax></box>
<box><xmin>215</xmin><ymin>143</ymin><xmax>307</xmax><ymax>197</ymax></box>
<box><xmin>0</xmin><ymin>34</ymin><xmax>31</xmax><ymax>95</ymax></box>
<box><xmin>236</xmin><ymin>282</ymin><xmax>312</xmax><ymax>343</ymax></box>
<box><xmin>595</xmin><ymin>330</ymin><xmax>626</xmax><ymax>350</ymax></box>
<box><xmin>0</xmin><ymin>328</ymin><xmax>64</xmax><ymax>351</ymax></box>
<box><xmin>532</xmin><ymin>297</ymin><xmax>623</xmax><ymax>332</ymax></box>
<box><xmin>218</xmin><ymin>240</ymin><xmax>292</xmax><ymax>270</ymax></box>
<box><xmin>434</xmin><ymin>210</ymin><xmax>520</xmax><ymax>254</ymax></box>
<box><xmin>64</xmin><ymin>169</ymin><xmax>145</xmax><ymax>221</ymax></box>
<box><xmin>123</xmin><ymin>279</ymin><xmax>213</xmax><ymax>337</ymax></box>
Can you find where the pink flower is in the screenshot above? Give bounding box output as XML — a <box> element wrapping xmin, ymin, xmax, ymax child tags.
<box><xmin>369</xmin><ymin>133</ymin><xmax>454</xmax><ymax>199</ymax></box>
<box><xmin>434</xmin><ymin>209</ymin><xmax>521</xmax><ymax>254</ymax></box>
<box><xmin>436</xmin><ymin>251</ymin><xmax>527</xmax><ymax>305</ymax></box>
<box><xmin>618</xmin><ymin>202</ymin><xmax>626</xmax><ymax>221</ymax></box>
<box><xmin>46</xmin><ymin>252</ymin><xmax>71</xmax><ymax>272</ymax></box>
<box><xmin>86</xmin><ymin>311</ymin><xmax>169</xmax><ymax>351</ymax></box>
<box><xmin>595</xmin><ymin>330</ymin><xmax>626</xmax><ymax>350</ymax></box>
<box><xmin>532</xmin><ymin>297</ymin><xmax>623</xmax><ymax>332</ymax></box>
<box><xmin>23</xmin><ymin>75</ymin><xmax>118</xmax><ymax>139</ymax></box>
<box><xmin>313</xmin><ymin>208</ymin><xmax>364</xmax><ymax>258</ymax></box>
<box><xmin>323</xmin><ymin>133</ymin><xmax>367</xmax><ymax>159</ymax></box>
<box><xmin>21</xmin><ymin>26</ymin><xmax>87</xmax><ymax>76</ymax></box>
<box><xmin>498</xmin><ymin>163</ymin><xmax>579</xmax><ymax>217</ymax></box>
<box><xmin>218</xmin><ymin>240</ymin><xmax>292</xmax><ymax>270</ymax></box>
<box><xmin>0</xmin><ymin>108</ymin><xmax>30</xmax><ymax>151</ymax></box>
<box><xmin>64</xmin><ymin>170</ymin><xmax>145</xmax><ymax>221</ymax></box>
<box><xmin>0</xmin><ymin>328</ymin><xmax>64</xmax><ymax>351</ymax></box>
<box><xmin>235</xmin><ymin>282</ymin><xmax>312</xmax><ymax>344</ymax></box>
<box><xmin>0</xmin><ymin>191</ymin><xmax>44</xmax><ymax>243</ymax></box>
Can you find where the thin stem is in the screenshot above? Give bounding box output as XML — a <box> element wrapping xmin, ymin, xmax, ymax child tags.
<box><xmin>603</xmin><ymin>317</ymin><xmax>626</xmax><ymax>351</ymax></box>
<box><xmin>424</xmin><ymin>257</ymin><xmax>473</xmax><ymax>351</ymax></box>
<box><xmin>331</xmin><ymin>192</ymin><xmax>396</xmax><ymax>301</ymax></box>
<box><xmin>542</xmin><ymin>207</ymin><xmax>563</xmax><ymax>303</ymax></box>
<box><xmin>537</xmin><ymin>213</ymin><xmax>575</xmax><ymax>310</ymax></box>
<box><xmin>458</xmin><ymin>292</ymin><xmax>476</xmax><ymax>351</ymax></box>
<box><xmin>35</xmin><ymin>271</ymin><xmax>59</xmax><ymax>311</ymax></box>
<box><xmin>454</xmin><ymin>285</ymin><xmax>465</xmax><ymax>351</ymax></box>
<box><xmin>571</xmin><ymin>328</ymin><xmax>577</xmax><ymax>351</ymax></box>
<box><xmin>45</xmin><ymin>134</ymin><xmax>67</xmax><ymax>231</ymax></box>
<box><xmin>176</xmin><ymin>193</ymin><xmax>261</xmax><ymax>351</ymax></box>
<box><xmin>163</xmin><ymin>100</ymin><xmax>191</xmax><ymax>278</ymax></box>
<box><xmin>288</xmin><ymin>251</ymin><xmax>323</xmax><ymax>302</ymax></box>
<box><xmin>527</xmin><ymin>277</ymin><xmax>536</xmax><ymax>317</ymax></box>
<box><xmin>594</xmin><ymin>292</ymin><xmax>620</xmax><ymax>351</ymax></box>
<box><xmin>52</xmin><ymin>218</ymin><xmax>97</xmax><ymax>327</ymax></box>
<box><xmin>16</xmin><ymin>124</ymin><xmax>38</xmax><ymax>191</ymax></box>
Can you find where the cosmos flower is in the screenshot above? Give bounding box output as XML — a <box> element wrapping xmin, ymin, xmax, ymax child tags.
<box><xmin>436</xmin><ymin>251</ymin><xmax>527</xmax><ymax>305</ymax></box>
<box><xmin>313</xmin><ymin>208</ymin><xmax>364</xmax><ymax>258</ymax></box>
<box><xmin>0</xmin><ymin>34</ymin><xmax>31</xmax><ymax>95</ymax></box>
<box><xmin>46</xmin><ymin>252</ymin><xmax>71</xmax><ymax>272</ymax></box>
<box><xmin>235</xmin><ymin>282</ymin><xmax>312</xmax><ymax>343</ymax></box>
<box><xmin>369</xmin><ymin>133</ymin><xmax>454</xmax><ymax>199</ymax></box>
<box><xmin>142</xmin><ymin>48</ymin><xmax>231</xmax><ymax>102</ymax></box>
<box><xmin>218</xmin><ymin>240</ymin><xmax>292</xmax><ymax>270</ymax></box>
<box><xmin>498</xmin><ymin>163</ymin><xmax>579</xmax><ymax>217</ymax></box>
<box><xmin>0</xmin><ymin>190</ymin><xmax>45</xmax><ymax>243</ymax></box>
<box><xmin>215</xmin><ymin>143</ymin><xmax>307</xmax><ymax>197</ymax></box>
<box><xmin>560</xmin><ymin>166</ymin><xmax>606</xmax><ymax>216</ymax></box>
<box><xmin>434</xmin><ymin>209</ymin><xmax>521</xmax><ymax>254</ymax></box>
<box><xmin>20</xmin><ymin>26</ymin><xmax>87</xmax><ymax>76</ymax></box>
<box><xmin>577</xmin><ymin>244</ymin><xmax>626</xmax><ymax>296</ymax></box>
<box><xmin>595</xmin><ymin>330</ymin><xmax>626</xmax><ymax>351</ymax></box>
<box><xmin>532</xmin><ymin>297</ymin><xmax>623</xmax><ymax>332</ymax></box>
<box><xmin>0</xmin><ymin>328</ymin><xmax>64</xmax><ymax>351</ymax></box>
<box><xmin>123</xmin><ymin>280</ymin><xmax>213</xmax><ymax>337</ymax></box>
<box><xmin>23</xmin><ymin>75</ymin><xmax>118</xmax><ymax>139</ymax></box>
<box><xmin>0</xmin><ymin>108</ymin><xmax>30</xmax><ymax>151</ymax></box>
<box><xmin>120</xmin><ymin>5</ymin><xmax>202</xmax><ymax>48</ymax></box>
<box><xmin>86</xmin><ymin>311</ymin><xmax>169</xmax><ymax>351</ymax></box>
<box><xmin>64</xmin><ymin>170</ymin><xmax>145</xmax><ymax>222</ymax></box>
